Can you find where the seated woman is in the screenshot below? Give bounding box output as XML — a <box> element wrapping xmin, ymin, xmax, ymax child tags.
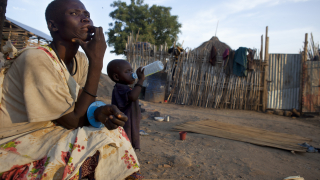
<box><xmin>0</xmin><ymin>0</ymin><xmax>141</xmax><ymax>179</ymax></box>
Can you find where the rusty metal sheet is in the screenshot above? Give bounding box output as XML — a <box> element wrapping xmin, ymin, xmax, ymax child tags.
<box><xmin>302</xmin><ymin>61</ymin><xmax>320</xmax><ymax>112</ymax></box>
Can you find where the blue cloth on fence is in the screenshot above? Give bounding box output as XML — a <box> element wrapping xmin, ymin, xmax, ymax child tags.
<box><xmin>233</xmin><ymin>47</ymin><xmax>248</xmax><ymax>77</ymax></box>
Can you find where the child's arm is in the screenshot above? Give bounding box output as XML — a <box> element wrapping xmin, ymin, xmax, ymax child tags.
<box><xmin>128</xmin><ymin>67</ymin><xmax>145</xmax><ymax>101</ymax></box>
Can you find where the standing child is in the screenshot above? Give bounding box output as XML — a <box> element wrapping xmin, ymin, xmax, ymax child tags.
<box><xmin>107</xmin><ymin>59</ymin><xmax>145</xmax><ymax>150</ymax></box>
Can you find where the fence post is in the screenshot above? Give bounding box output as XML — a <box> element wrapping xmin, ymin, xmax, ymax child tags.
<box><xmin>263</xmin><ymin>26</ymin><xmax>269</xmax><ymax>112</ymax></box>
<box><xmin>0</xmin><ymin>0</ymin><xmax>7</xmax><ymax>52</ymax></box>
<box><xmin>299</xmin><ymin>33</ymin><xmax>308</xmax><ymax>113</ymax></box>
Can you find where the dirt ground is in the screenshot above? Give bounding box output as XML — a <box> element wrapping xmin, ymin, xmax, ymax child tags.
<box><xmin>99</xmin><ymin>97</ymin><xmax>320</xmax><ymax>180</ymax></box>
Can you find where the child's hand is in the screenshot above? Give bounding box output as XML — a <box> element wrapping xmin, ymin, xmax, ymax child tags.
<box><xmin>136</xmin><ymin>67</ymin><xmax>145</xmax><ymax>81</ymax></box>
<box><xmin>94</xmin><ymin>105</ymin><xmax>128</xmax><ymax>130</ymax></box>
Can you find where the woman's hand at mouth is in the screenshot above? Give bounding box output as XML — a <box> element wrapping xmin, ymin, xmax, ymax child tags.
<box><xmin>72</xmin><ymin>26</ymin><xmax>106</xmax><ymax>68</ymax></box>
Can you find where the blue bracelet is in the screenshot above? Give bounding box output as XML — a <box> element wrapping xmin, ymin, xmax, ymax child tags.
<box><xmin>87</xmin><ymin>101</ymin><xmax>106</xmax><ymax>128</ymax></box>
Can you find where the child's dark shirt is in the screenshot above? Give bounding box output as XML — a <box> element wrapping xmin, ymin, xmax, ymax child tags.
<box><xmin>111</xmin><ymin>83</ymin><xmax>141</xmax><ymax>149</ymax></box>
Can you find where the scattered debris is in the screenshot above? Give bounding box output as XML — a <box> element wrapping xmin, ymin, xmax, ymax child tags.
<box><xmin>274</xmin><ymin>110</ymin><xmax>284</xmax><ymax>116</ymax></box>
<box><xmin>153</xmin><ymin>111</ymin><xmax>161</xmax><ymax>117</ymax></box>
<box><xmin>179</xmin><ymin>131</ymin><xmax>187</xmax><ymax>140</ymax></box>
<box><xmin>299</xmin><ymin>143</ymin><xmax>320</xmax><ymax>153</ymax></box>
<box><xmin>266</xmin><ymin>110</ymin><xmax>274</xmax><ymax>115</ymax></box>
<box><xmin>285</xmin><ymin>111</ymin><xmax>293</xmax><ymax>117</ymax></box>
<box><xmin>139</xmin><ymin>130</ymin><xmax>149</xmax><ymax>136</ymax></box>
<box><xmin>154</xmin><ymin>117</ymin><xmax>164</xmax><ymax>121</ymax></box>
<box><xmin>292</xmin><ymin>109</ymin><xmax>300</xmax><ymax>117</ymax></box>
<box><xmin>283</xmin><ymin>175</ymin><xmax>304</xmax><ymax>180</ymax></box>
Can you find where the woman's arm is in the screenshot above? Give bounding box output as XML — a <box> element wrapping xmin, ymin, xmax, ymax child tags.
<box><xmin>56</xmin><ymin>27</ymin><xmax>126</xmax><ymax>129</ymax></box>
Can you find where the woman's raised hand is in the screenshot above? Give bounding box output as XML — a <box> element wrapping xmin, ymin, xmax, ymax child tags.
<box><xmin>94</xmin><ymin>105</ymin><xmax>128</xmax><ymax>130</ymax></box>
<box><xmin>72</xmin><ymin>26</ymin><xmax>107</xmax><ymax>67</ymax></box>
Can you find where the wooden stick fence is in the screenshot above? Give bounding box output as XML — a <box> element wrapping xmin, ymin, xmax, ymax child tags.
<box><xmin>126</xmin><ymin>34</ymin><xmax>264</xmax><ymax>111</ymax></box>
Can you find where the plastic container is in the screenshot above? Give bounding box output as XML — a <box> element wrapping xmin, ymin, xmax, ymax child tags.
<box><xmin>132</xmin><ymin>61</ymin><xmax>164</xmax><ymax>79</ymax></box>
<box><xmin>154</xmin><ymin>117</ymin><xmax>164</xmax><ymax>121</ymax></box>
<box><xmin>144</xmin><ymin>72</ymin><xmax>167</xmax><ymax>103</ymax></box>
<box><xmin>165</xmin><ymin>115</ymin><xmax>170</xmax><ymax>122</ymax></box>
<box><xmin>179</xmin><ymin>131</ymin><xmax>187</xmax><ymax>140</ymax></box>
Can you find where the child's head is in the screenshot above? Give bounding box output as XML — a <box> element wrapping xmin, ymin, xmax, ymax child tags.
<box><xmin>107</xmin><ymin>59</ymin><xmax>135</xmax><ymax>85</ymax></box>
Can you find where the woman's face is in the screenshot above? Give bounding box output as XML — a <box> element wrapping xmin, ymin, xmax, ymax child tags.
<box><xmin>54</xmin><ymin>0</ymin><xmax>93</xmax><ymax>42</ymax></box>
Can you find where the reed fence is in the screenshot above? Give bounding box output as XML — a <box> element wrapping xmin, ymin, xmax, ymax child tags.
<box><xmin>126</xmin><ymin>34</ymin><xmax>265</xmax><ymax>111</ymax></box>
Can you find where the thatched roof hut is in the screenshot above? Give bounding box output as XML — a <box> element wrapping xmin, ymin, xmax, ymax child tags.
<box><xmin>194</xmin><ymin>36</ymin><xmax>231</xmax><ymax>56</ymax></box>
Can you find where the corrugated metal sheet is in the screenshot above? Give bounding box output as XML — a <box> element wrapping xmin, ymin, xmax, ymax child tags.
<box><xmin>302</xmin><ymin>61</ymin><xmax>320</xmax><ymax>112</ymax></box>
<box><xmin>267</xmin><ymin>54</ymin><xmax>301</xmax><ymax>110</ymax></box>
<box><xmin>6</xmin><ymin>17</ymin><xmax>52</xmax><ymax>41</ymax></box>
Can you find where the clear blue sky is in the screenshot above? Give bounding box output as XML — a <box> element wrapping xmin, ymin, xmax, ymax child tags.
<box><xmin>6</xmin><ymin>0</ymin><xmax>320</xmax><ymax>74</ymax></box>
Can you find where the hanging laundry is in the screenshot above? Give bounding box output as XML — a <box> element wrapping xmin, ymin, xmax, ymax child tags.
<box><xmin>223</xmin><ymin>49</ymin><xmax>229</xmax><ymax>60</ymax></box>
<box><xmin>224</xmin><ymin>49</ymin><xmax>235</xmax><ymax>76</ymax></box>
<box><xmin>209</xmin><ymin>45</ymin><xmax>217</xmax><ymax>66</ymax></box>
<box><xmin>222</xmin><ymin>48</ymin><xmax>229</xmax><ymax>68</ymax></box>
<box><xmin>233</xmin><ymin>47</ymin><xmax>248</xmax><ymax>77</ymax></box>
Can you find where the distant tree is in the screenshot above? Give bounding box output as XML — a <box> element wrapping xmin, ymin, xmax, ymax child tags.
<box><xmin>106</xmin><ymin>0</ymin><xmax>182</xmax><ymax>55</ymax></box>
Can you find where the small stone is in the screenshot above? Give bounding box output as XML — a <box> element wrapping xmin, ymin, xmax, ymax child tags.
<box><xmin>163</xmin><ymin>164</ymin><xmax>171</xmax><ymax>168</ymax></box>
<box><xmin>291</xmin><ymin>151</ymin><xmax>296</xmax><ymax>154</ymax></box>
<box><xmin>141</xmin><ymin>108</ymin><xmax>146</xmax><ymax>113</ymax></box>
<box><xmin>158</xmin><ymin>164</ymin><xmax>163</xmax><ymax>168</ymax></box>
<box><xmin>147</xmin><ymin>161</ymin><xmax>152</xmax><ymax>164</ymax></box>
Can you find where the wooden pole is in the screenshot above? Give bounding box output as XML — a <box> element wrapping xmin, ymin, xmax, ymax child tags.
<box><xmin>262</xmin><ymin>26</ymin><xmax>269</xmax><ymax>112</ymax></box>
<box><xmin>0</xmin><ymin>0</ymin><xmax>7</xmax><ymax>51</ymax></box>
<box><xmin>299</xmin><ymin>33</ymin><xmax>308</xmax><ymax>113</ymax></box>
<box><xmin>260</xmin><ymin>35</ymin><xmax>263</xmax><ymax>61</ymax></box>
